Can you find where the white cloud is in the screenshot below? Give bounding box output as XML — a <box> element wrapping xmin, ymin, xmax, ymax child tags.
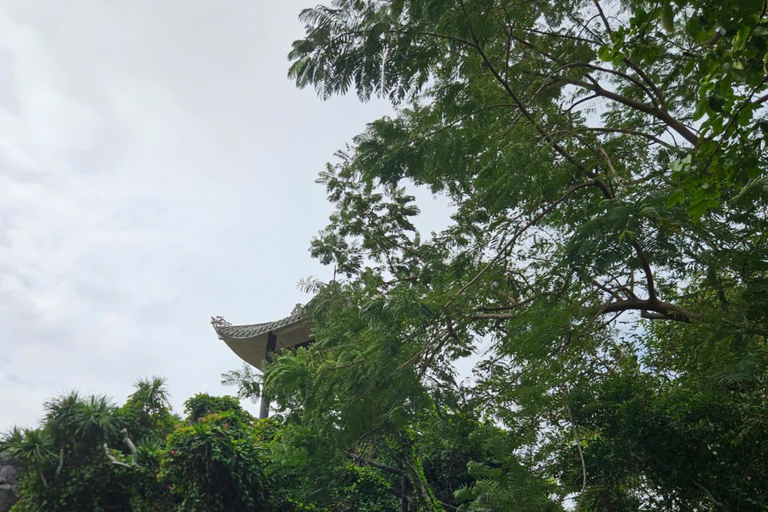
<box><xmin>0</xmin><ymin>0</ymin><xmax>457</xmax><ymax>430</ymax></box>
<box><xmin>0</xmin><ymin>0</ymin><xmax>412</xmax><ymax>428</ymax></box>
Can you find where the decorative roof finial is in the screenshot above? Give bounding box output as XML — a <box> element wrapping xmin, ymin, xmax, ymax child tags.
<box><xmin>210</xmin><ymin>316</ymin><xmax>232</xmax><ymax>328</ymax></box>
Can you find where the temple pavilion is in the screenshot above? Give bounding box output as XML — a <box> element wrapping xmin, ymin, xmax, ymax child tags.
<box><xmin>211</xmin><ymin>305</ymin><xmax>312</xmax><ymax>418</ymax></box>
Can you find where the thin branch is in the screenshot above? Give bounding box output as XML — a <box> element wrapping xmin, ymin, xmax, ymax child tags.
<box><xmin>347</xmin><ymin>451</ymin><xmax>458</xmax><ymax>511</ymax></box>
<box><xmin>55</xmin><ymin>448</ymin><xmax>64</xmax><ymax>477</ymax></box>
<box><xmin>103</xmin><ymin>444</ymin><xmax>133</xmax><ymax>469</ymax></box>
<box><xmin>591</xmin><ymin>0</ymin><xmax>613</xmax><ymax>35</ymax></box>
<box><xmin>753</xmin><ymin>91</ymin><xmax>768</xmax><ymax>105</ymax></box>
<box><xmin>324</xmin><ymin>357</ymin><xmax>370</xmax><ymax>370</ymax></box>
<box><xmin>583</xmin><ymin>126</ymin><xmax>675</xmax><ymax>149</ymax></box>
<box><xmin>346</xmin><ymin>451</ymin><xmax>406</xmax><ymax>476</ymax></box>
<box><xmin>554</xmin><ymin>61</ymin><xmax>661</xmax><ymax>109</ymax></box>
<box><xmin>623</xmin><ymin>58</ymin><xmax>669</xmax><ymax>111</ymax></box>
<box><xmin>598</xmin><ymin>146</ymin><xmax>624</xmax><ymax>193</ymax></box>
<box><xmin>458</xmin><ymin>0</ymin><xmax>589</xmax><ymax>173</ymax></box>
<box><xmin>691</xmin><ymin>479</ymin><xmax>730</xmax><ymax>512</ymax></box>
<box><xmin>473</xmin><ymin>312</ymin><xmax>521</xmax><ymax>320</ymax></box>
<box><xmin>567</xmin><ymin>78</ymin><xmax>699</xmax><ymax>145</ymax></box>
<box><xmin>453</xmin><ymin>182</ymin><xmax>602</xmax><ymax>300</ymax></box>
<box><xmin>525</xmin><ymin>27</ymin><xmax>597</xmax><ymax>44</ymax></box>
<box><xmin>564</xmin><ymin>93</ymin><xmax>600</xmax><ymax>113</ymax></box>
<box><xmin>598</xmin><ymin>297</ymin><xmax>693</xmax><ymax>322</ymax></box>
<box><xmin>708</xmin><ymin>75</ymin><xmax>768</xmax><ymax>165</ymax></box>
<box><xmin>476</xmin><ymin>297</ymin><xmax>535</xmax><ymax>311</ymax></box>
<box><xmin>402</xmin><ymin>103</ymin><xmax>517</xmax><ymax>147</ymax></box>
<box><xmin>592</xmin><ymin>278</ymin><xmax>629</xmax><ymax>304</ymax></box>
<box><xmin>566</xmin><ymin>404</ymin><xmax>588</xmax><ymax>511</ymax></box>
<box><xmin>630</xmin><ymin>239</ymin><xmax>656</xmax><ymax>300</ymax></box>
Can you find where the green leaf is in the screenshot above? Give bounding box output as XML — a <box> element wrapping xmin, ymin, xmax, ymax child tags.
<box><xmin>660</xmin><ymin>2</ymin><xmax>675</xmax><ymax>34</ymax></box>
<box><xmin>667</xmin><ymin>189</ymin><xmax>686</xmax><ymax>206</ymax></box>
<box><xmin>709</xmin><ymin>93</ymin><xmax>726</xmax><ymax>112</ymax></box>
<box><xmin>733</xmin><ymin>25</ymin><xmax>751</xmax><ymax>51</ymax></box>
<box><xmin>598</xmin><ymin>44</ymin><xmax>612</xmax><ymax>62</ymax></box>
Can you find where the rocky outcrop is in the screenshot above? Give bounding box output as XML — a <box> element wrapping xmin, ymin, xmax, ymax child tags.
<box><xmin>0</xmin><ymin>454</ymin><xmax>19</xmax><ymax>512</ymax></box>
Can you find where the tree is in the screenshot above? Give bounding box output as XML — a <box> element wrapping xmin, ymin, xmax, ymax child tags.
<box><xmin>1</xmin><ymin>393</ymin><xmax>135</xmax><ymax>512</ymax></box>
<box><xmin>266</xmin><ymin>0</ymin><xmax>768</xmax><ymax>510</ymax></box>
<box><xmin>1</xmin><ymin>383</ymin><xmax>178</xmax><ymax>512</ymax></box>
<box><xmin>121</xmin><ymin>376</ymin><xmax>177</xmax><ymax>439</ymax></box>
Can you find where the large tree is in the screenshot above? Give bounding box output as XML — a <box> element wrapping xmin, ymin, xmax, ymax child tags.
<box><xmin>266</xmin><ymin>0</ymin><xmax>768</xmax><ymax>510</ymax></box>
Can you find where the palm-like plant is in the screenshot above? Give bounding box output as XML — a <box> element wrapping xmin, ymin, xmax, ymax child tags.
<box><xmin>127</xmin><ymin>376</ymin><xmax>172</xmax><ymax>415</ymax></box>
<box><xmin>76</xmin><ymin>395</ymin><xmax>119</xmax><ymax>442</ymax></box>
<box><xmin>1</xmin><ymin>426</ymin><xmax>55</xmax><ymax>487</ymax></box>
<box><xmin>44</xmin><ymin>392</ymin><xmax>118</xmax><ymax>451</ymax></box>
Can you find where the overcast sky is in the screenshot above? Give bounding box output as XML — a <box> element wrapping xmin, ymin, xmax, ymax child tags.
<box><xmin>0</xmin><ymin>0</ymin><xmax>453</xmax><ymax>430</ymax></box>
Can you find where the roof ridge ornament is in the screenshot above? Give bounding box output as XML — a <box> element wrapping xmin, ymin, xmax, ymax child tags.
<box><xmin>210</xmin><ymin>316</ymin><xmax>232</xmax><ymax>328</ymax></box>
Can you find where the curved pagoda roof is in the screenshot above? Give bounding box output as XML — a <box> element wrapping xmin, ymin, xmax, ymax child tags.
<box><xmin>211</xmin><ymin>306</ymin><xmax>311</xmax><ymax>372</ymax></box>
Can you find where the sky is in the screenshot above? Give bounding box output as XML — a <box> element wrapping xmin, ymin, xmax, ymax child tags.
<box><xmin>0</xmin><ymin>0</ymin><xmax>452</xmax><ymax>430</ymax></box>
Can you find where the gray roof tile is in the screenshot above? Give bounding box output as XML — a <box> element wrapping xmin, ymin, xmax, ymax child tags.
<box><xmin>210</xmin><ymin>309</ymin><xmax>307</xmax><ymax>340</ymax></box>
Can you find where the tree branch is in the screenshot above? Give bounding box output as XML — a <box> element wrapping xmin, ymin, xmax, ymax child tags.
<box><xmin>476</xmin><ymin>297</ymin><xmax>535</xmax><ymax>311</ymax></box>
<box><xmin>347</xmin><ymin>451</ymin><xmax>458</xmax><ymax>511</ymax></box>
<box><xmin>567</xmin><ymin>79</ymin><xmax>699</xmax><ymax>145</ymax></box>
<box><xmin>56</xmin><ymin>448</ymin><xmax>64</xmax><ymax>477</ymax></box>
<box><xmin>103</xmin><ymin>444</ymin><xmax>133</xmax><ymax>469</ymax></box>
<box><xmin>583</xmin><ymin>126</ymin><xmax>675</xmax><ymax>149</ymax></box>
<box><xmin>458</xmin><ymin>0</ymin><xmax>590</xmax><ymax>173</ymax></box>
<box><xmin>453</xmin><ymin>182</ymin><xmax>602</xmax><ymax>300</ymax></box>
<box><xmin>346</xmin><ymin>451</ymin><xmax>405</xmax><ymax>476</ymax></box>
<box><xmin>597</xmin><ymin>297</ymin><xmax>693</xmax><ymax>323</ymax></box>
<box><xmin>566</xmin><ymin>404</ymin><xmax>588</xmax><ymax>511</ymax></box>
<box><xmin>120</xmin><ymin>428</ymin><xmax>139</xmax><ymax>466</ymax></box>
<box><xmin>629</xmin><ymin>240</ymin><xmax>656</xmax><ymax>300</ymax></box>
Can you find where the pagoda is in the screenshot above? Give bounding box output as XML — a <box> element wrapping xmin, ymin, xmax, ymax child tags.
<box><xmin>211</xmin><ymin>305</ymin><xmax>312</xmax><ymax>418</ymax></box>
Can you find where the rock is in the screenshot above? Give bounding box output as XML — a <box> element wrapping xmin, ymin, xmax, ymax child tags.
<box><xmin>0</xmin><ymin>453</ymin><xmax>19</xmax><ymax>512</ymax></box>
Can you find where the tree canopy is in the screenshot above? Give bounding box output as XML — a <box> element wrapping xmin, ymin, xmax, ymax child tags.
<box><xmin>266</xmin><ymin>0</ymin><xmax>768</xmax><ymax>510</ymax></box>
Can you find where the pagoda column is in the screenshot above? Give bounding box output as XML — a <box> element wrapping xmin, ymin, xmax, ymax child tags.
<box><xmin>258</xmin><ymin>331</ymin><xmax>277</xmax><ymax>419</ymax></box>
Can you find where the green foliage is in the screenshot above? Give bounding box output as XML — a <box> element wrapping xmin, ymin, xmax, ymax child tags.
<box><xmin>5</xmin><ymin>1</ymin><xmax>768</xmax><ymax>511</ymax></box>
<box><xmin>120</xmin><ymin>376</ymin><xmax>178</xmax><ymax>443</ymax></box>
<box><xmin>158</xmin><ymin>410</ymin><xmax>267</xmax><ymax>512</ymax></box>
<box><xmin>265</xmin><ymin>0</ymin><xmax>768</xmax><ymax>510</ymax></box>
<box><xmin>183</xmin><ymin>393</ymin><xmax>251</xmax><ymax>423</ymax></box>
<box><xmin>2</xmin><ymin>392</ymin><xmax>141</xmax><ymax>512</ymax></box>
<box><xmin>2</xmin><ymin>383</ymin><xmax>413</xmax><ymax>512</ymax></box>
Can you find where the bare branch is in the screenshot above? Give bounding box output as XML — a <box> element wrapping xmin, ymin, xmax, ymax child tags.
<box><xmin>103</xmin><ymin>444</ymin><xmax>133</xmax><ymax>469</ymax></box>
<box><xmin>120</xmin><ymin>429</ymin><xmax>138</xmax><ymax>466</ymax></box>
<box><xmin>346</xmin><ymin>451</ymin><xmax>405</xmax><ymax>476</ymax></box>
<box><xmin>56</xmin><ymin>448</ymin><xmax>64</xmax><ymax>477</ymax></box>
<box><xmin>598</xmin><ymin>297</ymin><xmax>693</xmax><ymax>323</ymax></box>
<box><xmin>629</xmin><ymin>240</ymin><xmax>656</xmax><ymax>300</ymax></box>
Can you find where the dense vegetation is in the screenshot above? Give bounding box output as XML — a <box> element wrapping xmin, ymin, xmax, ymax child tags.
<box><xmin>4</xmin><ymin>0</ymin><xmax>768</xmax><ymax>510</ymax></box>
<box><xmin>0</xmin><ymin>379</ymin><xmax>408</xmax><ymax>511</ymax></box>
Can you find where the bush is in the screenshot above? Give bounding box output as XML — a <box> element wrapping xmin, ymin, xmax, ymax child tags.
<box><xmin>158</xmin><ymin>409</ymin><xmax>268</xmax><ymax>512</ymax></box>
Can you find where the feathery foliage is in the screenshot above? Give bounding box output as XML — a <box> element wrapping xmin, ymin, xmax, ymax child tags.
<box><xmin>266</xmin><ymin>0</ymin><xmax>768</xmax><ymax>510</ymax></box>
